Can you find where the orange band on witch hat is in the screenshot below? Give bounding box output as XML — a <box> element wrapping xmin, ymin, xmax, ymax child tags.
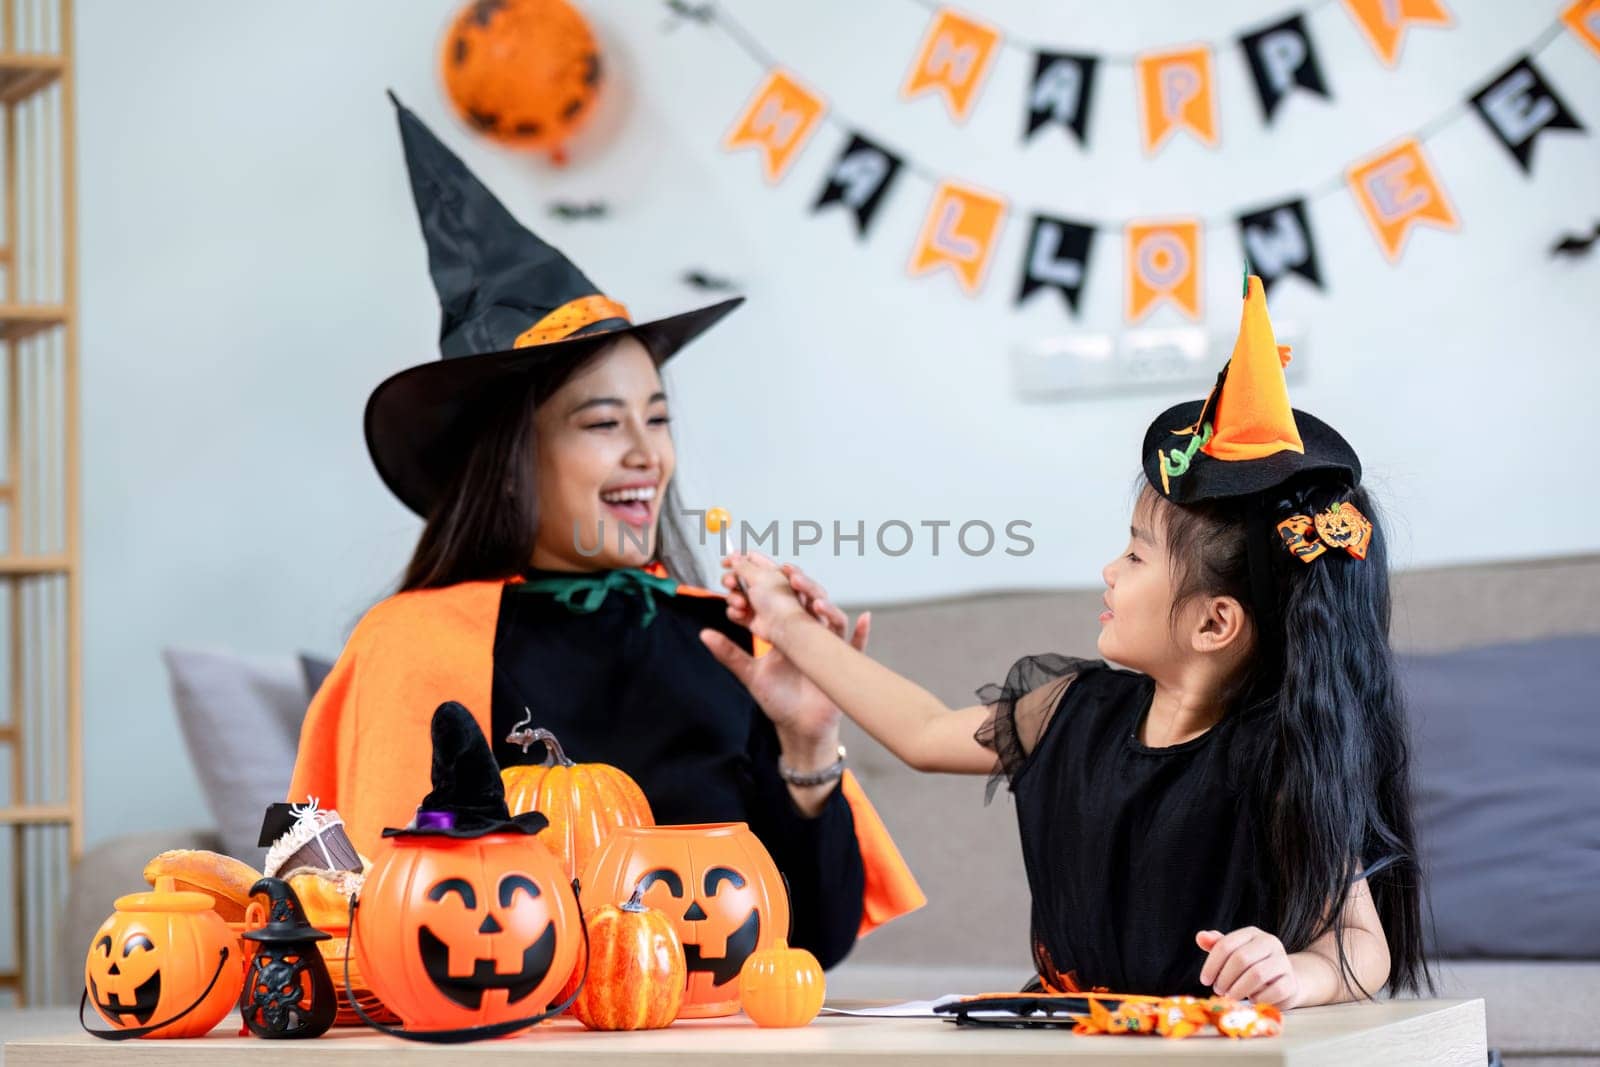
<box><xmin>514</xmin><ymin>294</ymin><xmax>632</xmax><ymax>348</ymax></box>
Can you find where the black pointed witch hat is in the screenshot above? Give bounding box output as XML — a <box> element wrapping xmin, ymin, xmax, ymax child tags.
<box><xmin>365</xmin><ymin>93</ymin><xmax>743</xmax><ymax>517</ymax></box>
<box><xmin>383</xmin><ymin>701</ymin><xmax>549</xmax><ymax>840</ymax></box>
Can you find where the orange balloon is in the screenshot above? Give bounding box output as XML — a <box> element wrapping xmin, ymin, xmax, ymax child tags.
<box><xmin>439</xmin><ymin>0</ymin><xmax>602</xmax><ymax>163</ymax></box>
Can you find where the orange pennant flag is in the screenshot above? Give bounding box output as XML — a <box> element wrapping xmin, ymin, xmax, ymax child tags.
<box><xmin>1135</xmin><ymin>46</ymin><xmax>1219</xmax><ymax>155</ymax></box>
<box><xmin>907</xmin><ymin>180</ymin><xmax>1007</xmax><ymax>294</ymax></box>
<box><xmin>900</xmin><ymin>7</ymin><xmax>1001</xmax><ymax>123</ymax></box>
<box><xmin>1340</xmin><ymin>0</ymin><xmax>1452</xmax><ymax>67</ymax></box>
<box><xmin>723</xmin><ymin>69</ymin><xmax>826</xmax><ymax>183</ymax></box>
<box><xmin>1562</xmin><ymin>0</ymin><xmax>1600</xmax><ymax>59</ymax></box>
<box><xmin>1346</xmin><ymin>137</ymin><xmax>1459</xmax><ymax>262</ymax></box>
<box><xmin>1125</xmin><ymin>220</ymin><xmax>1202</xmax><ymax>322</ymax></box>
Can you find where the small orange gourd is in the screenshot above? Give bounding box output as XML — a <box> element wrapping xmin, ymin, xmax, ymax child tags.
<box><xmin>737</xmin><ymin>938</ymin><xmax>824</xmax><ymax>1028</ymax></box>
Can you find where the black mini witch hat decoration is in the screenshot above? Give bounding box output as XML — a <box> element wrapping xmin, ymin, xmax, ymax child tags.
<box><xmin>383</xmin><ymin>701</ymin><xmax>548</xmax><ymax>840</ymax></box>
<box><xmin>366</xmin><ymin>93</ymin><xmax>743</xmax><ymax>517</ymax></box>
<box><xmin>241</xmin><ymin>878</ymin><xmax>331</xmax><ymax>945</ymax></box>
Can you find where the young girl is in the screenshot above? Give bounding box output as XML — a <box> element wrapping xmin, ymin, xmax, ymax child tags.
<box><xmin>703</xmin><ymin>276</ymin><xmax>1428</xmax><ymax>1008</ymax></box>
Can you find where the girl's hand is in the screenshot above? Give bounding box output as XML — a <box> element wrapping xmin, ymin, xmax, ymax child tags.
<box><xmin>1196</xmin><ymin>928</ymin><xmax>1302</xmax><ymax>1008</ymax></box>
<box><xmin>716</xmin><ymin>553</ymin><xmax>810</xmax><ymax>644</ymax></box>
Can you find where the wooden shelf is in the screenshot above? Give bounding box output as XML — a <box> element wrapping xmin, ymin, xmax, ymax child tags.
<box><xmin>0</xmin><ymin>804</ymin><xmax>73</xmax><ymax>825</ymax></box>
<box><xmin>0</xmin><ymin>54</ymin><xmax>63</xmax><ymax>106</ymax></box>
<box><xmin>0</xmin><ymin>304</ymin><xmax>67</xmax><ymax>341</ymax></box>
<box><xmin>0</xmin><ymin>555</ymin><xmax>68</xmax><ymax>575</ymax></box>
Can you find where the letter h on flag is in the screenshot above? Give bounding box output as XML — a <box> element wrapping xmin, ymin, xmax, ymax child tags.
<box><xmin>724</xmin><ymin>69</ymin><xmax>827</xmax><ymax>183</ymax></box>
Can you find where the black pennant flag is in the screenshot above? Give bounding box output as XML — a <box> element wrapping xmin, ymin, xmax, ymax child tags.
<box><xmin>1237</xmin><ymin>200</ymin><xmax>1322</xmax><ymax>295</ymax></box>
<box><xmin>1024</xmin><ymin>52</ymin><xmax>1098</xmax><ymax>145</ymax></box>
<box><xmin>1470</xmin><ymin>56</ymin><xmax>1584</xmax><ymax>174</ymax></box>
<box><xmin>1017</xmin><ymin>215</ymin><xmax>1095</xmax><ymax>315</ymax></box>
<box><xmin>812</xmin><ymin>133</ymin><xmax>903</xmax><ymax>239</ymax></box>
<box><xmin>1239</xmin><ymin>14</ymin><xmax>1329</xmax><ymax>124</ymax></box>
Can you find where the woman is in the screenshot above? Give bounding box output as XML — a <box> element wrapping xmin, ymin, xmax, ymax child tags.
<box><xmin>288</xmin><ymin>95</ymin><xmax>922</xmax><ymax>971</ymax></box>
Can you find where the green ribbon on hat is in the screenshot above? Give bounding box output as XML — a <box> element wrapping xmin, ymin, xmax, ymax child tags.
<box><xmin>518</xmin><ymin>568</ymin><xmax>681</xmax><ymax>628</ymax></box>
<box><xmin>1163</xmin><ymin>422</ymin><xmax>1214</xmax><ymax>480</ymax></box>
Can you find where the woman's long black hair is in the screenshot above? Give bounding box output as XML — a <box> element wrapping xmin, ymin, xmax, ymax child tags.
<box><xmin>1152</xmin><ymin>476</ymin><xmax>1429</xmax><ymax>997</ymax></box>
<box><xmin>399</xmin><ymin>345</ymin><xmax>704</xmax><ymax>592</ymax></box>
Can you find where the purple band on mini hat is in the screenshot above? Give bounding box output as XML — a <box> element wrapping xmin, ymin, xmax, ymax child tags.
<box><xmin>414</xmin><ymin>810</ymin><xmax>456</xmax><ymax>831</ymax></box>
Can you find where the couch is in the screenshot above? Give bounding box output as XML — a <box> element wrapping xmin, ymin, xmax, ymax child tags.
<box><xmin>62</xmin><ymin>553</ymin><xmax>1600</xmax><ymax>1063</ymax></box>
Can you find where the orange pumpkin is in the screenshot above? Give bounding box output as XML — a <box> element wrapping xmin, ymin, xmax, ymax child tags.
<box><xmin>579</xmin><ymin>822</ymin><xmax>789</xmax><ymax>1019</ymax></box>
<box><xmin>572</xmin><ymin>885</ymin><xmax>685</xmax><ymax>1030</ymax></box>
<box><xmin>83</xmin><ymin>877</ymin><xmax>245</xmax><ymax>1038</ymax></box>
<box><xmin>501</xmin><ymin>726</ymin><xmax>654</xmax><ymax>880</ymax></box>
<box><xmin>439</xmin><ymin>0</ymin><xmax>602</xmax><ymax>163</ymax></box>
<box><xmin>353</xmin><ymin>833</ymin><xmax>582</xmax><ymax>1032</ymax></box>
<box><xmin>738</xmin><ymin>938</ymin><xmax>824</xmax><ymax>1028</ymax></box>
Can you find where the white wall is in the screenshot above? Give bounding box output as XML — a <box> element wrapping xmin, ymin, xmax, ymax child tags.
<box><xmin>78</xmin><ymin>0</ymin><xmax>1599</xmax><ymax>846</ymax></box>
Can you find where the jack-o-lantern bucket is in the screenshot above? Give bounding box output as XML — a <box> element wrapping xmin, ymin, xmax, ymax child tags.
<box><xmin>353</xmin><ymin>831</ymin><xmax>583</xmax><ymax>1034</ymax></box>
<box><xmin>81</xmin><ymin>876</ymin><xmax>245</xmax><ymax>1039</ymax></box>
<box><xmin>579</xmin><ymin>823</ymin><xmax>789</xmax><ymax>1019</ymax></box>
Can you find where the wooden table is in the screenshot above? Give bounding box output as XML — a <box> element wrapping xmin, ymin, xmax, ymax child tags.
<box><xmin>2</xmin><ymin>999</ymin><xmax>1487</xmax><ymax>1065</ymax></box>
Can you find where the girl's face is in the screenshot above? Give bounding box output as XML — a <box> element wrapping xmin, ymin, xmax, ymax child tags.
<box><xmin>530</xmin><ymin>336</ymin><xmax>674</xmax><ymax>571</ymax></box>
<box><xmin>1097</xmin><ymin>493</ymin><xmax>1184</xmax><ymax>671</ymax></box>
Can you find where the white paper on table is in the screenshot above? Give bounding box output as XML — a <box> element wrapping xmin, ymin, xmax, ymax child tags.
<box><xmin>819</xmin><ymin>994</ymin><xmax>966</xmax><ymax>1018</ymax></box>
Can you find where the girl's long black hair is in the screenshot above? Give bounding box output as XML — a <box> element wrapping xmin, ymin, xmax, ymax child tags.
<box><xmin>399</xmin><ymin>345</ymin><xmax>704</xmax><ymax>592</ymax></box>
<box><xmin>1153</xmin><ymin>476</ymin><xmax>1429</xmax><ymax>997</ymax></box>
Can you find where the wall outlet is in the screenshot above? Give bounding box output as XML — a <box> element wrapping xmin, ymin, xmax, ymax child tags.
<box><xmin>1012</xmin><ymin>324</ymin><xmax>1305</xmax><ymax>400</ymax></box>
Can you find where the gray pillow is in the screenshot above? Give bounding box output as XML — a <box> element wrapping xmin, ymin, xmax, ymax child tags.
<box><xmin>1406</xmin><ymin>635</ymin><xmax>1600</xmax><ymax>959</ymax></box>
<box><xmin>161</xmin><ymin>649</ymin><xmax>308</xmax><ymax>866</ymax></box>
<box><xmin>298</xmin><ymin>653</ymin><xmax>334</xmax><ymax>703</ymax></box>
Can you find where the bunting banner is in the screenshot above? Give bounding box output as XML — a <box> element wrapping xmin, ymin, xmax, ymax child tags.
<box><xmin>1126</xmin><ymin>219</ymin><xmax>1202</xmax><ymax>322</ymax></box>
<box><xmin>1339</xmin><ymin>0</ymin><xmax>1453</xmax><ymax>67</ymax></box>
<box><xmin>1239</xmin><ymin>14</ymin><xmax>1330</xmax><ymax>123</ymax></box>
<box><xmin>1471</xmin><ymin>57</ymin><xmax>1584</xmax><ymax>173</ymax></box>
<box><xmin>907</xmin><ymin>180</ymin><xmax>1007</xmax><ymax>294</ymax></box>
<box><xmin>1017</xmin><ymin>215</ymin><xmax>1096</xmax><ymax>315</ymax></box>
<box><xmin>1135</xmin><ymin>45</ymin><xmax>1219</xmax><ymax>155</ymax></box>
<box><xmin>722</xmin><ymin>68</ymin><xmax>826</xmax><ymax>183</ymax></box>
<box><xmin>699</xmin><ymin>2</ymin><xmax>1587</xmax><ymax>321</ymax></box>
<box><xmin>901</xmin><ymin>6</ymin><xmax>1002</xmax><ymax>123</ymax></box>
<box><xmin>813</xmin><ymin>132</ymin><xmax>905</xmax><ymax>237</ymax></box>
<box><xmin>1237</xmin><ymin>200</ymin><xmax>1323</xmax><ymax>294</ymax></box>
<box><xmin>1347</xmin><ymin>138</ymin><xmax>1459</xmax><ymax>262</ymax></box>
<box><xmin>1024</xmin><ymin>52</ymin><xmax>1098</xmax><ymax>145</ymax></box>
<box><xmin>1563</xmin><ymin>0</ymin><xmax>1600</xmax><ymax>58</ymax></box>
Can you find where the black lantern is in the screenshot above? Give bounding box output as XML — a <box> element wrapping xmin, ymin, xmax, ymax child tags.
<box><xmin>238</xmin><ymin>877</ymin><xmax>337</xmax><ymax>1039</ymax></box>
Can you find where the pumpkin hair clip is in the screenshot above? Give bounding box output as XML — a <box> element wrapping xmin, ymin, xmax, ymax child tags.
<box><xmin>1276</xmin><ymin>500</ymin><xmax>1372</xmax><ymax>563</ymax></box>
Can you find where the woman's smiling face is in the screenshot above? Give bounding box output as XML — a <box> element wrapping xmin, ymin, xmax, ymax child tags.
<box><xmin>530</xmin><ymin>336</ymin><xmax>675</xmax><ymax>571</ymax></box>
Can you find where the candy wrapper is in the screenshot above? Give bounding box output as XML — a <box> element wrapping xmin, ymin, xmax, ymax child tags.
<box><xmin>934</xmin><ymin>991</ymin><xmax>1283</xmax><ymax>1040</ymax></box>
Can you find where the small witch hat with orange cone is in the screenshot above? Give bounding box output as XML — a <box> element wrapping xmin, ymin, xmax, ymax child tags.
<box><xmin>1142</xmin><ymin>273</ymin><xmax>1360</xmax><ymax>503</ymax></box>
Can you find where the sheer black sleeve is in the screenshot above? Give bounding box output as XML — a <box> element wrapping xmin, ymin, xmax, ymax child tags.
<box><xmin>974</xmin><ymin>654</ymin><xmax>1103</xmax><ymax>800</ymax></box>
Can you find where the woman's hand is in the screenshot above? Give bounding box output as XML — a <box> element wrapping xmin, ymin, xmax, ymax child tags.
<box><xmin>1196</xmin><ymin>927</ymin><xmax>1302</xmax><ymax>1008</ymax></box>
<box><xmin>699</xmin><ymin>555</ymin><xmax>871</xmax><ymax>813</ymax></box>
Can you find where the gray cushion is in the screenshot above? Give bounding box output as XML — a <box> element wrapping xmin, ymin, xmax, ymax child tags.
<box><xmin>161</xmin><ymin>648</ymin><xmax>307</xmax><ymax>865</ymax></box>
<box><xmin>299</xmin><ymin>653</ymin><xmax>334</xmax><ymax>702</ymax></box>
<box><xmin>1405</xmin><ymin>635</ymin><xmax>1600</xmax><ymax>958</ymax></box>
